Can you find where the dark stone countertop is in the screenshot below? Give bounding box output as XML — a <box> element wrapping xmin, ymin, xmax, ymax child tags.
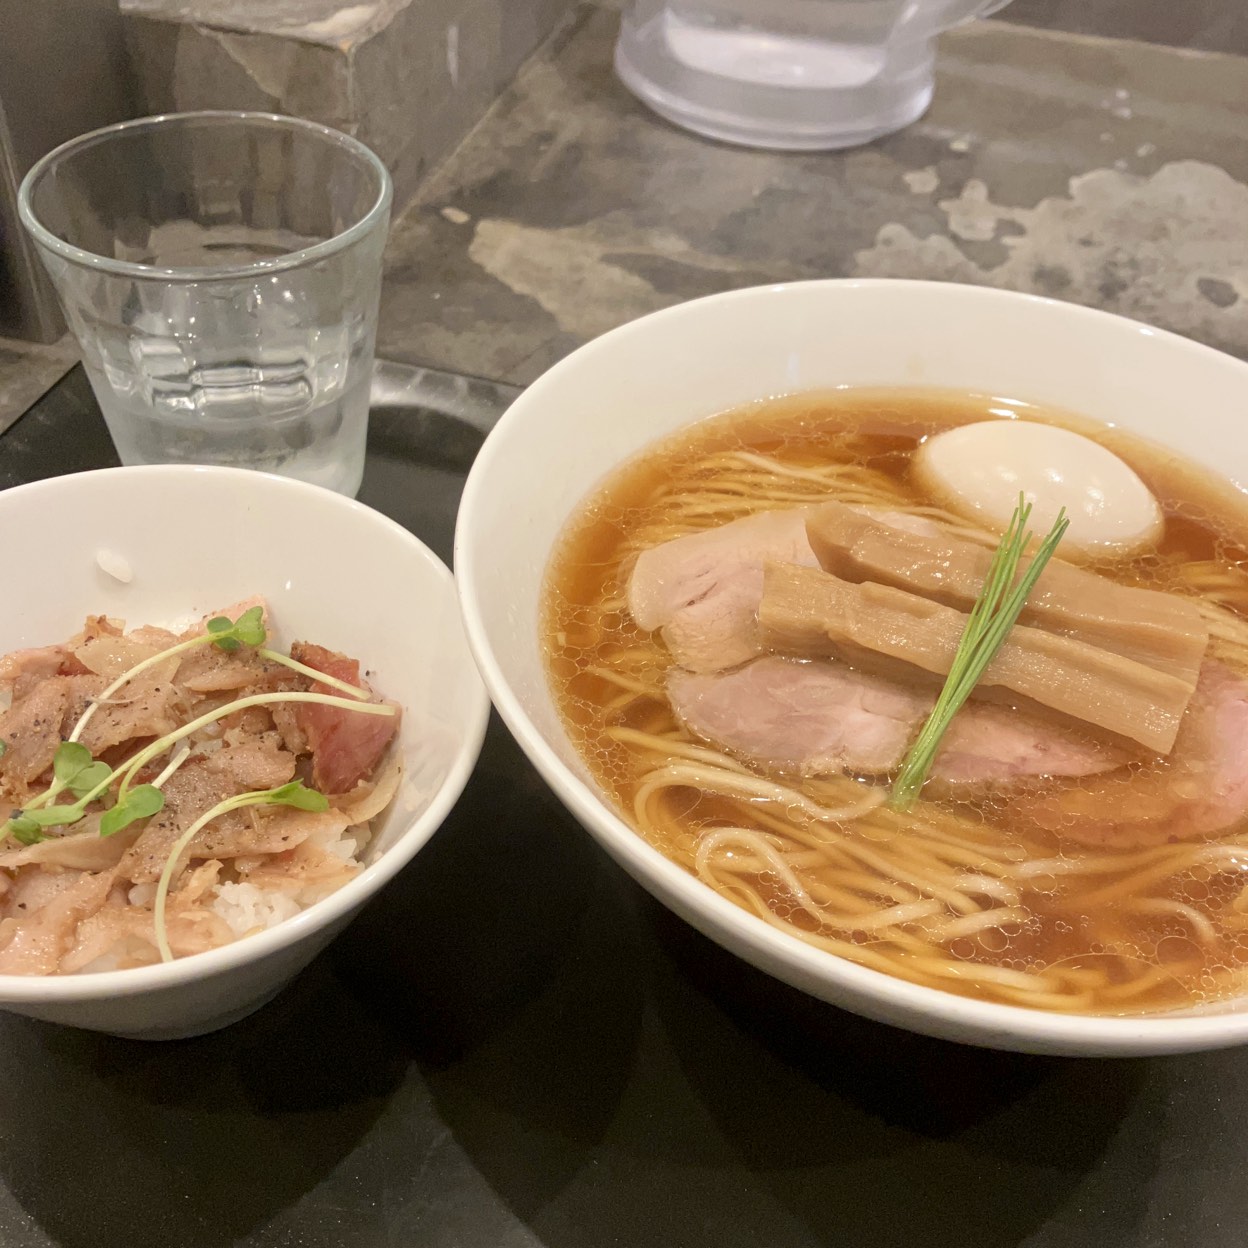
<box><xmin>375</xmin><ymin>7</ymin><xmax>1248</xmax><ymax>384</ymax></box>
<box><xmin>6</xmin><ymin>368</ymin><xmax>1248</xmax><ymax>1248</ymax></box>
<box><xmin>5</xmin><ymin>4</ymin><xmax>1246</xmax><ymax>421</ymax></box>
<box><xmin>0</xmin><ymin>337</ymin><xmax>76</xmax><ymax>437</ymax></box>
<box><xmin>3</xmin><ymin>7</ymin><xmax>1248</xmax><ymax>1248</ymax></box>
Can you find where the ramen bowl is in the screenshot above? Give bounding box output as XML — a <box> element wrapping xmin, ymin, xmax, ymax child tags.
<box><xmin>0</xmin><ymin>465</ymin><xmax>489</xmax><ymax>1039</ymax></box>
<box><xmin>456</xmin><ymin>278</ymin><xmax>1248</xmax><ymax>1057</ymax></box>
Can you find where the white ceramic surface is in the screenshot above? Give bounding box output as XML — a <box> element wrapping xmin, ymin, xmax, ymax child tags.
<box><xmin>455</xmin><ymin>278</ymin><xmax>1248</xmax><ymax>1057</ymax></box>
<box><xmin>0</xmin><ymin>466</ymin><xmax>489</xmax><ymax>1039</ymax></box>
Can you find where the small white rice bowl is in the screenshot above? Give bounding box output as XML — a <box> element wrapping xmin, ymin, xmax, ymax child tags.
<box><xmin>0</xmin><ymin>465</ymin><xmax>488</xmax><ymax>1039</ymax></box>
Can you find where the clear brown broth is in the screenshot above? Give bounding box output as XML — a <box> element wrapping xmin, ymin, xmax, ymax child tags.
<box><xmin>542</xmin><ymin>389</ymin><xmax>1248</xmax><ymax>1014</ymax></box>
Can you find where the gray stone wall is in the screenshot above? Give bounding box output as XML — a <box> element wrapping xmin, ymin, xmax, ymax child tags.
<box><xmin>0</xmin><ymin>0</ymin><xmax>139</xmax><ymax>341</ymax></box>
<box><xmin>120</xmin><ymin>0</ymin><xmax>577</xmax><ymax>209</ymax></box>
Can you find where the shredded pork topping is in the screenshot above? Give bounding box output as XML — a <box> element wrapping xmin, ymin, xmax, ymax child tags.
<box><xmin>0</xmin><ymin>603</ymin><xmax>401</xmax><ymax>974</ymax></box>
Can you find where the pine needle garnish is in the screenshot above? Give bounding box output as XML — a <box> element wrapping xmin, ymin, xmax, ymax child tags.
<box><xmin>889</xmin><ymin>495</ymin><xmax>1069</xmax><ymax>811</ymax></box>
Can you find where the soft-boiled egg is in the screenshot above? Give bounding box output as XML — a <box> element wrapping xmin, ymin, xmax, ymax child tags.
<box><xmin>913</xmin><ymin>420</ymin><xmax>1163</xmax><ymax>559</ymax></box>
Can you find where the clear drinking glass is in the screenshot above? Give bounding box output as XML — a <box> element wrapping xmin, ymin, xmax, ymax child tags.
<box><xmin>18</xmin><ymin>111</ymin><xmax>393</xmax><ymax>497</ymax></box>
<box><xmin>615</xmin><ymin>0</ymin><xmax>1015</xmax><ymax>150</ymax></box>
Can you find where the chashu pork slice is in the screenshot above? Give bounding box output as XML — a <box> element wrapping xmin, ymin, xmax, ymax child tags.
<box><xmin>667</xmin><ymin>656</ymin><xmax>1124</xmax><ymax>785</ymax></box>
<box><xmin>626</xmin><ymin>509</ymin><xmax>819</xmax><ymax>673</ymax></box>
<box><xmin>1009</xmin><ymin>660</ymin><xmax>1248</xmax><ymax>848</ymax></box>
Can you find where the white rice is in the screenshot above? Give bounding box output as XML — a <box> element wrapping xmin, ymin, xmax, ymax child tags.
<box><xmin>211</xmin><ymin>882</ymin><xmax>302</xmax><ymax>937</ymax></box>
<box><xmin>138</xmin><ymin>824</ymin><xmax>371</xmax><ymax>946</ymax></box>
<box><xmin>328</xmin><ymin>831</ymin><xmax>360</xmax><ymax>862</ymax></box>
<box><xmin>95</xmin><ymin>549</ymin><xmax>133</xmax><ymax>583</ymax></box>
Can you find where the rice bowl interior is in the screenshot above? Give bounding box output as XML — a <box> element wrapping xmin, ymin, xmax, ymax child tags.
<box><xmin>0</xmin><ymin>465</ymin><xmax>487</xmax><ymax>1038</ymax></box>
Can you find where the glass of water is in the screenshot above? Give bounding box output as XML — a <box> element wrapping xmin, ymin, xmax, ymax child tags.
<box><xmin>18</xmin><ymin>111</ymin><xmax>392</xmax><ymax>497</ymax></box>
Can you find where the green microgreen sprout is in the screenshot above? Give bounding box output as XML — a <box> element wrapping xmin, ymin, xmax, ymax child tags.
<box><xmin>8</xmin><ymin>816</ymin><xmax>46</xmax><ymax>847</ymax></box>
<box><xmin>4</xmin><ymin>751</ymin><xmax>124</xmax><ymax>840</ymax></box>
<box><xmin>154</xmin><ymin>780</ymin><xmax>329</xmax><ymax>963</ymax></box>
<box><xmin>889</xmin><ymin>495</ymin><xmax>1069</xmax><ymax>812</ymax></box>
<box><xmin>204</xmin><ymin>607</ymin><xmax>267</xmax><ymax>653</ymax></box>
<box><xmin>99</xmin><ymin>785</ymin><xmax>165</xmax><ymax>838</ymax></box>
<box><xmin>7</xmin><ymin>741</ymin><xmax>122</xmax><ymax>844</ymax></box>
<box><xmin>53</xmin><ymin>741</ymin><xmax>113</xmax><ymax>799</ymax></box>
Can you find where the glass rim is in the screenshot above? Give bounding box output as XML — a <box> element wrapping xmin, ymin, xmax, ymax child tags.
<box><xmin>17</xmin><ymin>110</ymin><xmax>393</xmax><ymax>282</ymax></box>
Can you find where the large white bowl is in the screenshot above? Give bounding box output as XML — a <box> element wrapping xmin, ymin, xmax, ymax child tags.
<box><xmin>456</xmin><ymin>278</ymin><xmax>1248</xmax><ymax>1057</ymax></box>
<box><xmin>0</xmin><ymin>465</ymin><xmax>488</xmax><ymax>1039</ymax></box>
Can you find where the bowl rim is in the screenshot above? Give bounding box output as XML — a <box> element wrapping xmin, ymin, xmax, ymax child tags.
<box><xmin>455</xmin><ymin>277</ymin><xmax>1248</xmax><ymax>1055</ymax></box>
<box><xmin>0</xmin><ymin>464</ymin><xmax>490</xmax><ymax>1001</ymax></box>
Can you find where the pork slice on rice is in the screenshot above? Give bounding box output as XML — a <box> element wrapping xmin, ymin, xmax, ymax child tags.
<box><xmin>53</xmin><ymin>615</ymin><xmax>123</xmax><ymax>678</ymax></box>
<box><xmin>234</xmin><ymin>808</ymin><xmax>360</xmax><ymax>904</ymax></box>
<box><xmin>72</xmin><ymin>631</ymin><xmax>176</xmax><ymax>681</ymax></box>
<box><xmin>0</xmin><ymin>677</ymin><xmax>71</xmax><ymax>799</ymax></box>
<box><xmin>0</xmin><ymin>868</ymin><xmax>116</xmax><ymax>976</ymax></box>
<box><xmin>175</xmin><ymin>645</ymin><xmax>296</xmax><ymax>695</ymax></box>
<box><xmin>289</xmin><ymin>642</ymin><xmax>400</xmax><ymax>795</ymax></box>
<box><xmin>0</xmin><ymin>813</ymin><xmax>141</xmax><ymax>874</ymax></box>
<box><xmin>218</xmin><ymin>706</ymin><xmax>278</xmax><ymax>746</ymax></box>
<box><xmin>0</xmin><ymin>645</ymin><xmax>67</xmax><ymax>698</ymax></box>
<box><xmin>126</xmin><ymin>625</ymin><xmax>181</xmax><ymax>651</ymax></box>
<box><xmin>63</xmin><ymin>863</ymin><xmax>236</xmax><ymax>973</ymax></box>
<box><xmin>119</xmin><ymin>739</ymin><xmax>297</xmax><ymax>884</ymax></box>
<box><xmin>75</xmin><ymin>659</ymin><xmax>184</xmax><ymax>756</ymax></box>
<box><xmin>195</xmin><ymin>796</ymin><xmax>323</xmax><ymax>862</ymax></box>
<box><xmin>270</xmin><ymin>702</ymin><xmax>308</xmax><ymax>756</ymax></box>
<box><xmin>119</xmin><ymin>761</ymin><xmax>238</xmax><ymax>885</ymax></box>
<box><xmin>208</xmin><ymin>734</ymin><xmax>298</xmax><ymax>790</ymax></box>
<box><xmin>60</xmin><ymin>673</ymin><xmax>107</xmax><ymax>732</ymax></box>
<box><xmin>65</xmin><ymin>614</ymin><xmax>124</xmax><ymax>647</ymax></box>
<box><xmin>333</xmin><ymin>746</ymin><xmax>403</xmax><ymax>828</ymax></box>
<box><xmin>58</xmin><ymin>906</ymin><xmax>157</xmax><ymax>974</ymax></box>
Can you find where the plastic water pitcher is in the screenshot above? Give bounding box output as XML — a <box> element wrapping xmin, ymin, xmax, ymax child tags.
<box><xmin>614</xmin><ymin>0</ymin><xmax>1015</xmax><ymax>150</ymax></box>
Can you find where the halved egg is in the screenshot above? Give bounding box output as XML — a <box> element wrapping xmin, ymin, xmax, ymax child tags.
<box><xmin>913</xmin><ymin>419</ymin><xmax>1163</xmax><ymax>559</ymax></box>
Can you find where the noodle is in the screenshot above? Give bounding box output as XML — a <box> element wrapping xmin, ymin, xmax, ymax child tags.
<box><xmin>543</xmin><ymin>391</ymin><xmax>1248</xmax><ymax>1014</ymax></box>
